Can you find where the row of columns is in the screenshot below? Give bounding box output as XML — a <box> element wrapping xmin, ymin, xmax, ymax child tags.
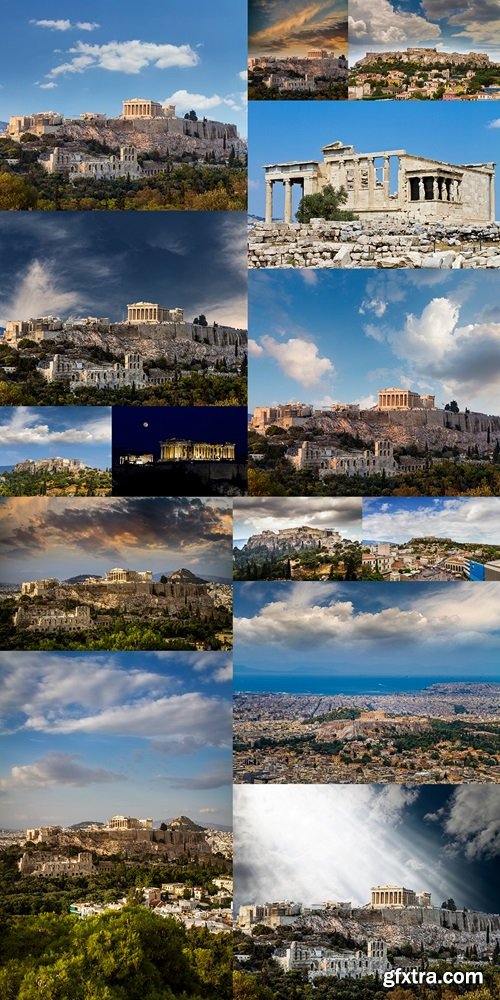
<box><xmin>372</xmin><ymin>889</ymin><xmax>407</xmax><ymax>905</ymax></box>
<box><xmin>128</xmin><ymin>306</ymin><xmax>159</xmax><ymax>322</ymax></box>
<box><xmin>408</xmin><ymin>175</ymin><xmax>460</xmax><ymax>202</ymax></box>
<box><xmin>265</xmin><ymin>178</ymin><xmax>304</xmax><ymax>223</ymax></box>
<box><xmin>160</xmin><ymin>441</ymin><xmax>236</xmax><ymax>461</ymax></box>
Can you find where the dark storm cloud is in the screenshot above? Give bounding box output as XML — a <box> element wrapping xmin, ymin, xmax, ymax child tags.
<box><xmin>0</xmin><ymin>497</ymin><xmax>231</xmax><ymax>559</ymax></box>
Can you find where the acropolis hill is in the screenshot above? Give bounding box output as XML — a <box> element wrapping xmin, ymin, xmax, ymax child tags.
<box><xmin>19</xmin><ymin>815</ymin><xmax>223</xmax><ymax>864</ymax></box>
<box><xmin>4</xmin><ymin>305</ymin><xmax>247</xmax><ymax>366</ymax></box>
<box><xmin>251</xmin><ymin>398</ymin><xmax>500</xmax><ymax>457</ymax></box>
<box><xmin>4</xmin><ymin>99</ymin><xmax>246</xmax><ymax>166</ymax></box>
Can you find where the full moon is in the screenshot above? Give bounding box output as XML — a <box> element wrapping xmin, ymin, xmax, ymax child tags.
<box><xmin>143</xmin><ymin>422</ymin><xmax>149</xmax><ymax>428</ymax></box>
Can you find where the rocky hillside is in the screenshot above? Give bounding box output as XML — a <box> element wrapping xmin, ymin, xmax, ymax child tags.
<box><xmin>55</xmin><ymin>321</ymin><xmax>246</xmax><ymax>366</ymax></box>
<box><xmin>272</xmin><ymin>407</ymin><xmax>500</xmax><ymax>455</ymax></box>
<box><xmin>297</xmin><ymin>906</ymin><xmax>500</xmax><ymax>952</ymax></box>
<box><xmin>54</xmin><ymin>115</ymin><xmax>242</xmax><ymax>160</ymax></box>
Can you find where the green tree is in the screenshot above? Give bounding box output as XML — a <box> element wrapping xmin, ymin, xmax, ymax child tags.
<box><xmin>0</xmin><ymin>172</ymin><xmax>38</xmax><ymax>210</ymax></box>
<box><xmin>295</xmin><ymin>184</ymin><xmax>355</xmax><ymax>224</ymax></box>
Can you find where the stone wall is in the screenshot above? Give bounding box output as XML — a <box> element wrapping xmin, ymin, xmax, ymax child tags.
<box><xmin>52</xmin><ymin>116</ymin><xmax>241</xmax><ymax>160</ymax></box>
<box><xmin>249</xmin><ymin>220</ymin><xmax>500</xmax><ymax>269</ymax></box>
<box><xmin>61</xmin><ymin>322</ymin><xmax>247</xmax><ymax>366</ymax></box>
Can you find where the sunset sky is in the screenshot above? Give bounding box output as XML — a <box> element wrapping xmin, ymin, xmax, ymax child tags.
<box><xmin>249</xmin><ymin>1</ymin><xmax>348</xmax><ymax>58</ymax></box>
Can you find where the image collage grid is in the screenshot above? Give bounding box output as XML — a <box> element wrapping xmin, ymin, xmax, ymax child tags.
<box><xmin>0</xmin><ymin>4</ymin><xmax>499</xmax><ymax>1000</ymax></box>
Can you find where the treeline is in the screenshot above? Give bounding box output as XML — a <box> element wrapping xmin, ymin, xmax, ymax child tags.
<box><xmin>0</xmin><ymin>601</ymin><xmax>232</xmax><ymax>651</ymax></box>
<box><xmin>0</xmin><ymin>164</ymin><xmax>246</xmax><ymax>211</ymax></box>
<box><xmin>248</xmin><ymin>459</ymin><xmax>500</xmax><ymax>498</ymax></box>
<box><xmin>0</xmin><ymin>469</ymin><xmax>111</xmax><ymax>497</ymax></box>
<box><xmin>233</xmin><ymin>543</ymin><xmax>362</xmax><ymax>581</ymax></box>
<box><xmin>0</xmin><ymin>907</ymin><xmax>232</xmax><ymax>999</ymax></box>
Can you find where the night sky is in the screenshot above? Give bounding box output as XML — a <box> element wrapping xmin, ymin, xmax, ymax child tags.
<box><xmin>112</xmin><ymin>407</ymin><xmax>248</xmax><ymax>462</ymax></box>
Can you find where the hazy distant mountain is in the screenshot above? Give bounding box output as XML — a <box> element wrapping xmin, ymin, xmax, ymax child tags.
<box><xmin>68</xmin><ymin>821</ymin><xmax>104</xmax><ymax>831</ymax></box>
<box><xmin>64</xmin><ymin>574</ymin><xmax>103</xmax><ymax>584</ymax></box>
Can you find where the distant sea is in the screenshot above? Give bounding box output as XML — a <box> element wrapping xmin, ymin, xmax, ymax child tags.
<box><xmin>236</xmin><ymin>675</ymin><xmax>491</xmax><ymax>695</ymax></box>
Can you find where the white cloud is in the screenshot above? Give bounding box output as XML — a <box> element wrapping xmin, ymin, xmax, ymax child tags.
<box><xmin>0</xmin><ymin>408</ymin><xmax>110</xmax><ymax>448</ymax></box>
<box><xmin>422</xmin><ymin>0</ymin><xmax>500</xmax><ymax>47</ymax></box>
<box><xmin>164</xmin><ymin>89</ymin><xmax>244</xmax><ymax>115</ymax></box>
<box><xmin>48</xmin><ymin>40</ymin><xmax>199</xmax><ymax>78</ymax></box>
<box><xmin>364</xmin><ymin>497</ymin><xmax>500</xmax><ymax>545</ymax></box>
<box><xmin>0</xmin><ymin>260</ymin><xmax>83</xmax><ymax>328</ymax></box>
<box><xmin>372</xmin><ymin>297</ymin><xmax>500</xmax><ymax>412</ymax></box>
<box><xmin>30</xmin><ymin>19</ymin><xmax>100</xmax><ymax>32</ymax></box>
<box><xmin>248</xmin><ymin>339</ymin><xmax>264</xmax><ymax>357</ymax></box>
<box><xmin>37</xmin><ymin>81</ymin><xmax>58</xmax><ymax>89</ymax></box>
<box><xmin>441</xmin><ymin>786</ymin><xmax>500</xmax><ymax>860</ymax></box>
<box><xmin>300</xmin><ymin>270</ymin><xmax>319</xmax><ymax>286</ymax></box>
<box><xmin>259</xmin><ymin>335</ymin><xmax>335</xmax><ymax>388</ymax></box>
<box><xmin>359</xmin><ymin>296</ymin><xmax>387</xmax><ymax>317</ymax></box>
<box><xmin>235</xmin><ymin>584</ymin><xmax>500</xmax><ymax>653</ymax></box>
<box><xmin>349</xmin><ymin>0</ymin><xmax>441</xmax><ymax>45</ymax></box>
<box><xmin>164</xmin><ymin>90</ymin><xmax>225</xmax><ymax>113</ymax></box>
<box><xmin>234</xmin><ymin>785</ymin><xmax>457</xmax><ymax>909</ymax></box>
<box><xmin>488</xmin><ymin>119</ymin><xmax>500</xmax><ymax>128</ymax></box>
<box><xmin>0</xmin><ymin>752</ymin><xmax>125</xmax><ymax>789</ymax></box>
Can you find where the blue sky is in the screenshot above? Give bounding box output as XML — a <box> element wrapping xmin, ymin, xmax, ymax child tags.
<box><xmin>0</xmin><ymin>496</ymin><xmax>232</xmax><ymax>582</ymax></box>
<box><xmin>248</xmin><ymin>269</ymin><xmax>500</xmax><ymax>414</ymax></box>
<box><xmin>0</xmin><ymin>407</ymin><xmax>111</xmax><ymax>470</ymax></box>
<box><xmin>233</xmin><ymin>581</ymin><xmax>500</xmax><ymax>676</ymax></box>
<box><xmin>249</xmin><ymin>1</ymin><xmax>347</xmax><ymax>57</ymax></box>
<box><xmin>0</xmin><ymin>651</ymin><xmax>232</xmax><ymax>829</ymax></box>
<box><xmin>349</xmin><ymin>0</ymin><xmax>500</xmax><ymax>64</ymax></box>
<box><xmin>0</xmin><ymin>2</ymin><xmax>247</xmax><ymax>135</ymax></box>
<box><xmin>0</xmin><ymin>213</ymin><xmax>247</xmax><ymax>333</ymax></box>
<box><xmin>248</xmin><ymin>101</ymin><xmax>500</xmax><ymax>217</ymax></box>
<box><xmin>235</xmin><ymin>784</ymin><xmax>500</xmax><ymax>913</ymax></box>
<box><xmin>364</xmin><ymin>497</ymin><xmax>500</xmax><ymax>544</ymax></box>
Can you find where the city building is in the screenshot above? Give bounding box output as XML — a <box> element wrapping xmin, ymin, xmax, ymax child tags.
<box><xmin>6</xmin><ymin>111</ymin><xmax>64</xmax><ymax>138</ymax></box>
<box><xmin>25</xmin><ymin>826</ymin><xmax>62</xmax><ymax>843</ymax></box>
<box><xmin>38</xmin><ymin>352</ymin><xmax>158</xmax><ymax>390</ymax></box>
<box><xmin>275</xmin><ymin>939</ymin><xmax>388</xmax><ymax>981</ymax></box>
<box><xmin>159</xmin><ymin>439</ymin><xmax>236</xmax><ymax>461</ymax></box>
<box><xmin>371</xmin><ymin>886</ymin><xmax>432</xmax><ymax>908</ymax></box>
<box><xmin>126</xmin><ymin>303</ymin><xmax>184</xmax><ymax>324</ymax></box>
<box><xmin>21</xmin><ymin>578</ymin><xmax>58</xmax><ymax>597</ymax></box>
<box><xmin>14</xmin><ymin>605</ymin><xmax>93</xmax><ymax>632</ymax></box>
<box><xmin>263</xmin><ymin>139</ymin><xmax>495</xmax><ymax>224</ymax></box>
<box><xmin>40</xmin><ymin>146</ymin><xmax>145</xmax><ymax>180</ymax></box>
<box><xmin>237</xmin><ymin>901</ymin><xmax>303</xmax><ymax>931</ymax></box>
<box><xmin>19</xmin><ymin>852</ymin><xmax>95</xmax><ymax>877</ymax></box>
<box><xmin>251</xmin><ymin>403</ymin><xmax>313</xmax><ymax>433</ymax></box>
<box><xmin>287</xmin><ymin>439</ymin><xmax>400</xmax><ymax>478</ymax></box>
<box><xmin>4</xmin><ymin>315</ymin><xmax>63</xmax><ymax>347</ymax></box>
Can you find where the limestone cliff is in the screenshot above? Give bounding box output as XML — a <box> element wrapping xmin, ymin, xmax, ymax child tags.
<box><xmin>273</xmin><ymin>407</ymin><xmax>500</xmax><ymax>455</ymax></box>
<box><xmin>52</xmin><ymin>115</ymin><xmax>242</xmax><ymax>160</ymax></box>
<box><xmin>56</xmin><ymin>321</ymin><xmax>247</xmax><ymax>366</ymax></box>
<box><xmin>298</xmin><ymin>906</ymin><xmax>500</xmax><ymax>952</ymax></box>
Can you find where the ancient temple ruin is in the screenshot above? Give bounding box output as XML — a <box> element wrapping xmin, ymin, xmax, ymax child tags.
<box><xmin>264</xmin><ymin>140</ymin><xmax>495</xmax><ymax>224</ymax></box>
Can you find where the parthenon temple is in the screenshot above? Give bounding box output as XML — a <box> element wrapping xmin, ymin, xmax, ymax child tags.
<box><xmin>263</xmin><ymin>140</ymin><xmax>495</xmax><ymax>224</ymax></box>
<box><xmin>122</xmin><ymin>99</ymin><xmax>176</xmax><ymax>119</ymax></box>
<box><xmin>159</xmin><ymin>439</ymin><xmax>236</xmax><ymax>461</ymax></box>
<box><xmin>371</xmin><ymin>886</ymin><xmax>432</xmax><ymax>908</ymax></box>
<box><xmin>127</xmin><ymin>302</ymin><xmax>184</xmax><ymax>324</ymax></box>
<box><xmin>377</xmin><ymin>388</ymin><xmax>436</xmax><ymax>410</ymax></box>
